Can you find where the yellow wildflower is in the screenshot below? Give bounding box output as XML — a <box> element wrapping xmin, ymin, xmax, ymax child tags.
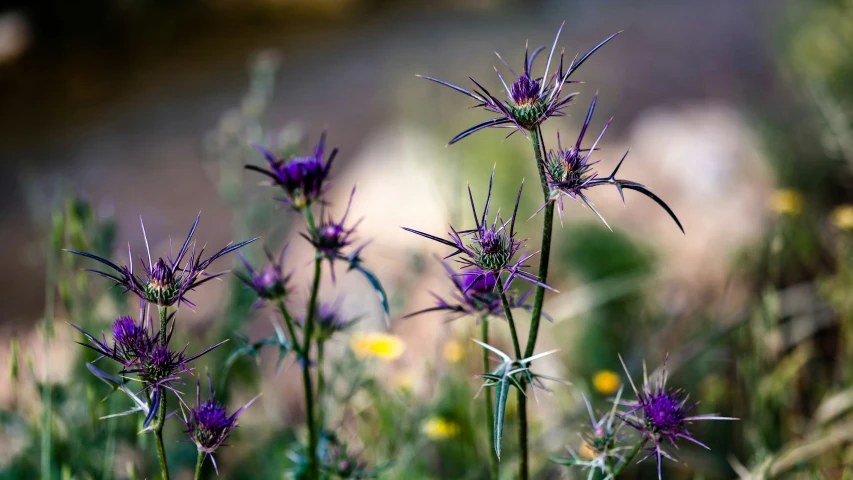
<box><xmin>351</xmin><ymin>332</ymin><xmax>405</xmax><ymax>360</ymax></box>
<box><xmin>592</xmin><ymin>370</ymin><xmax>621</xmax><ymax>395</ymax></box>
<box><xmin>832</xmin><ymin>205</ymin><xmax>853</xmax><ymax>231</ymax></box>
<box><xmin>768</xmin><ymin>189</ymin><xmax>803</xmax><ymax>215</ymax></box>
<box><xmin>442</xmin><ymin>340</ymin><xmax>464</xmax><ymax>363</ymax></box>
<box><xmin>422</xmin><ymin>417</ymin><xmax>459</xmax><ymax>440</ymax></box>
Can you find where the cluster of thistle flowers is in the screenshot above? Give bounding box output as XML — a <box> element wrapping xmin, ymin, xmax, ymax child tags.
<box><xmin>67</xmin><ymin>215</ymin><xmax>259</xmax><ymax>475</ymax></box>
<box><xmin>405</xmin><ymin>22</ymin><xmax>732</xmax><ymax>479</ymax></box>
<box><xmin>552</xmin><ymin>357</ymin><xmax>737</xmax><ymax>479</ymax></box>
<box><xmin>239</xmin><ymin>132</ymin><xmax>388</xmax><ymax>479</ymax></box>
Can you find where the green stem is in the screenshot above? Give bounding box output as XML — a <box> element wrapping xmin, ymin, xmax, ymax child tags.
<box><xmin>612</xmin><ymin>438</ymin><xmax>647</xmax><ymax>476</ymax></box>
<box><xmin>194</xmin><ymin>450</ymin><xmax>204</xmax><ymax>480</ymax></box>
<box><xmin>303</xmin><ymin>255</ymin><xmax>322</xmax><ymax>480</ymax></box>
<box><xmin>481</xmin><ymin>316</ymin><xmax>498</xmax><ymax>480</ymax></box>
<box><xmin>154</xmin><ymin>426</ymin><xmax>169</xmax><ymax>480</ymax></box>
<box><xmin>497</xmin><ymin>281</ymin><xmax>525</xmax><ymax>479</ymax></box>
<box><xmin>317</xmin><ymin>341</ymin><xmax>326</xmax><ymax>431</ymax></box>
<box><xmin>524</xmin><ymin>126</ymin><xmax>554</xmax><ymax>360</ymax></box>
<box><xmin>154</xmin><ymin>306</ymin><xmax>171</xmax><ymax>480</ymax></box>
<box><xmin>277</xmin><ymin>300</ymin><xmax>301</xmax><ymax>355</ymax></box>
<box><xmin>304</xmin><ymin>208</ymin><xmax>318</xmax><ymax>236</ymax></box>
<box><xmin>517</xmin><ymin>390</ymin><xmax>529</xmax><ymax>480</ymax></box>
<box><xmin>496</xmin><ymin>282</ymin><xmax>522</xmax><ymax>359</ymax></box>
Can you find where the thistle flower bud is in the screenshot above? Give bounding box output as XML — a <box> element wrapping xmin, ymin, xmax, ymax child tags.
<box><xmin>236</xmin><ymin>247</ymin><xmax>291</xmax><ymax>305</ymax></box>
<box><xmin>66</xmin><ymin>215</ymin><xmax>256</xmax><ymax>309</ymax></box>
<box><xmin>419</xmin><ymin>24</ymin><xmax>620</xmax><ymax>143</ymax></box>
<box><xmin>184</xmin><ymin>373</ymin><xmax>259</xmax><ymax>475</ymax></box>
<box><xmin>111</xmin><ymin>315</ymin><xmax>155</xmax><ymax>366</ymax></box>
<box><xmin>618</xmin><ymin>356</ymin><xmax>737</xmax><ymax>479</ymax></box>
<box><xmin>248</xmin><ymin>132</ymin><xmax>337</xmax><ymax>209</ymax></box>
<box><xmin>403</xmin><ymin>169</ymin><xmax>553</xmax><ymax>293</ymax></box>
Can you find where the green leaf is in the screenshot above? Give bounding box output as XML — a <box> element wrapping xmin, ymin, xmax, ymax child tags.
<box><xmin>348</xmin><ymin>263</ymin><xmax>390</xmax><ymax>315</ymax></box>
<box><xmin>493</xmin><ymin>362</ymin><xmax>511</xmax><ymax>459</ymax></box>
<box><xmin>86</xmin><ymin>363</ymin><xmax>149</xmax><ymax>416</ymax></box>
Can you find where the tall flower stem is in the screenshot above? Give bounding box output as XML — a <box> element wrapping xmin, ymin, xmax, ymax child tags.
<box><xmin>154</xmin><ymin>305</ymin><xmax>171</xmax><ymax>480</ymax></box>
<box><xmin>497</xmin><ymin>283</ymin><xmax>522</xmax><ymax>359</ymax></box>
<box><xmin>481</xmin><ymin>315</ymin><xmax>498</xmax><ymax>480</ymax></box>
<box><xmin>612</xmin><ymin>438</ymin><xmax>647</xmax><ymax>476</ymax></box>
<box><xmin>497</xmin><ymin>281</ymin><xmax>525</xmax><ymax>479</ymax></box>
<box><xmin>303</xmin><ymin>207</ymin><xmax>322</xmax><ymax>480</ymax></box>
<box><xmin>519</xmin><ymin>126</ymin><xmax>553</xmax><ymax>480</ymax></box>
<box><xmin>277</xmin><ymin>300</ymin><xmax>301</xmax><ymax>356</ymax></box>
<box><xmin>316</xmin><ymin>341</ymin><xmax>326</xmax><ymax>430</ymax></box>
<box><xmin>194</xmin><ymin>450</ymin><xmax>204</xmax><ymax>480</ymax></box>
<box><xmin>524</xmin><ymin>126</ymin><xmax>554</xmax><ymax>360</ymax></box>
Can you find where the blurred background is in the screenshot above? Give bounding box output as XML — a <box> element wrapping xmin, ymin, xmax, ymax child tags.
<box><xmin>3</xmin><ymin>0</ymin><xmax>853</xmax><ymax>478</ymax></box>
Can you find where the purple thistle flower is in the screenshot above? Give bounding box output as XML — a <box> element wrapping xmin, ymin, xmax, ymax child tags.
<box><xmin>235</xmin><ymin>246</ymin><xmax>292</xmax><ymax>306</ymax></box>
<box><xmin>539</xmin><ymin>94</ymin><xmax>684</xmax><ymax>233</ymax></box>
<box><xmin>404</xmin><ymin>262</ymin><xmax>546</xmax><ymax>322</ymax></box>
<box><xmin>69</xmin><ymin>307</ymin><xmax>160</xmax><ymax>369</ymax></box>
<box><xmin>247</xmin><ymin>132</ymin><xmax>337</xmax><ymax>209</ymax></box>
<box><xmin>183</xmin><ymin>372</ymin><xmax>260</xmax><ymax>475</ymax></box>
<box><xmin>617</xmin><ymin>356</ymin><xmax>737</xmax><ymax>479</ymax></box>
<box><xmin>402</xmin><ymin>169</ymin><xmax>554</xmax><ymax>292</ymax></box>
<box><xmin>301</xmin><ymin>186</ymin><xmax>368</xmax><ymax>281</ymax></box>
<box><xmin>301</xmin><ymin>300</ymin><xmax>359</xmax><ymax>342</ymax></box>
<box><xmin>66</xmin><ymin>215</ymin><xmax>257</xmax><ymax>308</ymax></box>
<box><xmin>418</xmin><ymin>23</ymin><xmax>620</xmax><ymax>143</ymax></box>
<box><xmin>128</xmin><ymin>340</ymin><xmax>228</xmax><ymax>396</ymax></box>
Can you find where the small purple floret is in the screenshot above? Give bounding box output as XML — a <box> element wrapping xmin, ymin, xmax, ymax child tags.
<box><xmin>618</xmin><ymin>356</ymin><xmax>737</xmax><ymax>480</ymax></box>
<box><xmin>402</xmin><ymin>169</ymin><xmax>553</xmax><ymax>293</ymax></box>
<box><xmin>185</xmin><ymin>373</ymin><xmax>260</xmax><ymax>475</ymax></box>
<box><xmin>248</xmin><ymin>132</ymin><xmax>337</xmax><ymax>209</ymax></box>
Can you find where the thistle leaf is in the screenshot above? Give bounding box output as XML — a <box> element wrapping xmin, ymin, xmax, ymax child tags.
<box><xmin>348</xmin><ymin>262</ymin><xmax>390</xmax><ymax>315</ymax></box>
<box><xmin>86</xmin><ymin>363</ymin><xmax>149</xmax><ymax>415</ymax></box>
<box><xmin>493</xmin><ymin>363</ymin><xmax>512</xmax><ymax>459</ymax></box>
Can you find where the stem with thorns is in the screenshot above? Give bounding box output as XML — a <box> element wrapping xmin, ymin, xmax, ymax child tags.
<box><xmin>153</xmin><ymin>305</ymin><xmax>171</xmax><ymax>480</ymax></box>
<box><xmin>277</xmin><ymin>300</ymin><xmax>301</xmax><ymax>356</ymax></box>
<box><xmin>524</xmin><ymin>126</ymin><xmax>554</xmax><ymax>360</ymax></box>
<box><xmin>481</xmin><ymin>315</ymin><xmax>498</xmax><ymax>479</ymax></box>
<box><xmin>497</xmin><ymin>281</ymin><xmax>525</xmax><ymax>479</ymax></box>
<box><xmin>317</xmin><ymin>340</ymin><xmax>326</xmax><ymax>430</ymax></box>
<box><xmin>303</xmin><ymin>208</ymin><xmax>321</xmax><ymax>480</ymax></box>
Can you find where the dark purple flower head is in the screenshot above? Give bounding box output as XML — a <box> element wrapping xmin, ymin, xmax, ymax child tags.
<box><xmin>66</xmin><ymin>215</ymin><xmax>256</xmax><ymax>308</ymax></box>
<box><xmin>299</xmin><ymin>300</ymin><xmax>359</xmax><ymax>342</ymax></box>
<box><xmin>419</xmin><ymin>23</ymin><xmax>620</xmax><ymax>143</ymax></box>
<box><xmin>236</xmin><ymin>246</ymin><xmax>291</xmax><ymax>304</ymax></box>
<box><xmin>403</xmin><ymin>169</ymin><xmax>554</xmax><ymax>293</ymax></box>
<box><xmin>111</xmin><ymin>315</ymin><xmax>156</xmax><ymax>366</ymax></box>
<box><xmin>247</xmin><ymin>132</ymin><xmax>337</xmax><ymax>209</ymax></box>
<box><xmin>70</xmin><ymin>308</ymin><xmax>159</xmax><ymax>369</ymax></box>
<box><xmin>538</xmin><ymin>95</ymin><xmax>684</xmax><ymax>233</ymax></box>
<box><xmin>184</xmin><ymin>372</ymin><xmax>260</xmax><ymax>475</ymax></box>
<box><xmin>617</xmin><ymin>356</ymin><xmax>737</xmax><ymax>479</ymax></box>
<box><xmin>302</xmin><ymin>187</ymin><xmax>368</xmax><ymax>281</ymax></box>
<box><xmin>404</xmin><ymin>262</ymin><xmax>546</xmax><ymax>322</ymax></box>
